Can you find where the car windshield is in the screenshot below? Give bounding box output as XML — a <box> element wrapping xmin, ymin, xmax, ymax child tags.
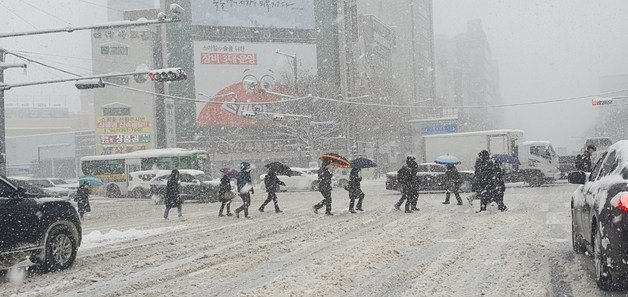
<box><xmin>30</xmin><ymin>179</ymin><xmax>54</xmax><ymax>188</ymax></box>
<box><xmin>50</xmin><ymin>179</ymin><xmax>68</xmax><ymax>185</ymax></box>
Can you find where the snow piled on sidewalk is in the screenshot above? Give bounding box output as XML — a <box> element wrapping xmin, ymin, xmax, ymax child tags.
<box><xmin>80</xmin><ymin>226</ymin><xmax>185</xmax><ymax>250</ymax></box>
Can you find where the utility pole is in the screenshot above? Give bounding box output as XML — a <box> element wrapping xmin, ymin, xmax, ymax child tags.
<box><xmin>0</xmin><ymin>49</ymin><xmax>27</xmax><ymax>175</ymax></box>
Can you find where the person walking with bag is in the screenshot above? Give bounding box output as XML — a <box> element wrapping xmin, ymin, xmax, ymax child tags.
<box><xmin>164</xmin><ymin>169</ymin><xmax>183</xmax><ymax>220</ymax></box>
<box><xmin>259</xmin><ymin>169</ymin><xmax>285</xmax><ymax>213</ymax></box>
<box><xmin>218</xmin><ymin>171</ymin><xmax>235</xmax><ymax>217</ymax></box>
<box><xmin>235</xmin><ymin>162</ymin><xmax>254</xmax><ymax>219</ymax></box>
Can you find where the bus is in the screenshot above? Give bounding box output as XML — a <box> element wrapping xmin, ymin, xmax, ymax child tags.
<box><xmin>80</xmin><ymin>148</ymin><xmax>210</xmax><ymax>198</ymax></box>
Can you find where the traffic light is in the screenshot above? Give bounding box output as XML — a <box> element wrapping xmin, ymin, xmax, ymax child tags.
<box><xmin>148</xmin><ymin>68</ymin><xmax>187</xmax><ymax>82</ymax></box>
<box><xmin>592</xmin><ymin>98</ymin><xmax>613</xmax><ymax>106</ymax></box>
<box><xmin>75</xmin><ymin>79</ymin><xmax>105</xmax><ymax>89</ymax></box>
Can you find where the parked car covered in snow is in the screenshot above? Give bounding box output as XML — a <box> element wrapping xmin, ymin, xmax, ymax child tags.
<box><xmin>569</xmin><ymin>140</ymin><xmax>628</xmax><ymax>290</ymax></box>
<box><xmin>150</xmin><ymin>170</ymin><xmax>220</xmax><ymax>204</ymax></box>
<box><xmin>385</xmin><ymin>163</ymin><xmax>474</xmax><ymax>192</ymax></box>
<box><xmin>128</xmin><ymin>170</ymin><xmax>169</xmax><ymax>198</ymax></box>
<box><xmin>10</xmin><ymin>177</ymin><xmax>72</xmax><ymax>198</ymax></box>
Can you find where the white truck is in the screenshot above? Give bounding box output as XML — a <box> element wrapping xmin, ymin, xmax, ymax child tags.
<box><xmin>422</xmin><ymin>129</ymin><xmax>561</xmax><ymax>186</ymax></box>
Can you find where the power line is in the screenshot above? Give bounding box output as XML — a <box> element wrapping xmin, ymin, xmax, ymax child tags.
<box><xmin>21</xmin><ymin>0</ymin><xmax>74</xmax><ymax>26</ymax></box>
<box><xmin>0</xmin><ymin>1</ymin><xmax>38</xmax><ymax>29</ymax></box>
<box><xmin>8</xmin><ymin>50</ymin><xmax>627</xmax><ymax>110</ymax></box>
<box><xmin>12</xmin><ymin>49</ymin><xmax>141</xmax><ymax>68</ymax></box>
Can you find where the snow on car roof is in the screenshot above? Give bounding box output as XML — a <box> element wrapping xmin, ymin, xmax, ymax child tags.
<box><xmin>423</xmin><ymin>129</ymin><xmax>524</xmax><ymax>138</ymax></box>
<box><xmin>80</xmin><ymin>148</ymin><xmax>207</xmax><ymax>161</ymax></box>
<box><xmin>519</xmin><ymin>141</ymin><xmax>552</xmax><ymax>146</ymax></box>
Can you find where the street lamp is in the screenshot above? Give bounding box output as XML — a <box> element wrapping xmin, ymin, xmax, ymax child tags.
<box><xmin>275</xmin><ymin>50</ymin><xmax>298</xmax><ymax>95</ymax></box>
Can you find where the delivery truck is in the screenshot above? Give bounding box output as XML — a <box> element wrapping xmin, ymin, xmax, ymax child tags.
<box><xmin>422</xmin><ymin>129</ymin><xmax>560</xmax><ymax>186</ymax></box>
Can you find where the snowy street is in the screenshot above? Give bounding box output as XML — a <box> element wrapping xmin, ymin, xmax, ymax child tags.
<box><xmin>0</xmin><ymin>181</ymin><xmax>624</xmax><ymax>296</ymax></box>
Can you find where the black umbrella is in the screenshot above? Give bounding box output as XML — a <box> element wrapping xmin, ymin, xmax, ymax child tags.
<box><xmin>350</xmin><ymin>157</ymin><xmax>377</xmax><ymax>169</ymax></box>
<box><xmin>265</xmin><ymin>162</ymin><xmax>292</xmax><ymax>176</ymax></box>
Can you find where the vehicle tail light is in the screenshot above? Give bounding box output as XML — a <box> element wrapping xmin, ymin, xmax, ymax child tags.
<box><xmin>616</xmin><ymin>192</ymin><xmax>628</xmax><ymax>213</ymax></box>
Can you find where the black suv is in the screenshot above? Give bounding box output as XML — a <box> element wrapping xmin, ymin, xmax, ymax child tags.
<box><xmin>0</xmin><ymin>176</ymin><xmax>81</xmax><ymax>271</ymax></box>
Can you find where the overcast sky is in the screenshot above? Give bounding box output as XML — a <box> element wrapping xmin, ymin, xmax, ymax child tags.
<box><xmin>0</xmin><ymin>0</ymin><xmax>106</xmax><ymax>110</ymax></box>
<box><xmin>434</xmin><ymin>0</ymin><xmax>628</xmax><ymax>151</ymax></box>
<box><xmin>1</xmin><ymin>0</ymin><xmax>627</xmax><ymax>151</ymax></box>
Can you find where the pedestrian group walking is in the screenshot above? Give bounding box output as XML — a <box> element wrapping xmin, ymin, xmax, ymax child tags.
<box><xmin>154</xmin><ymin>150</ymin><xmax>511</xmax><ymax>221</ymax></box>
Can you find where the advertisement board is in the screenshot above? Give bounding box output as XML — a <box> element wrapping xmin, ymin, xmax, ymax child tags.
<box><xmin>96</xmin><ymin>116</ymin><xmax>153</xmax><ymax>154</ymax></box>
<box><xmin>191</xmin><ymin>0</ymin><xmax>315</xmax><ymax>29</ymax></box>
<box><xmin>193</xmin><ymin>41</ymin><xmax>317</xmax><ymax>127</ymax></box>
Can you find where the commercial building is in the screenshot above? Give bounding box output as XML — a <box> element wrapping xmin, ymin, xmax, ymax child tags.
<box><xmin>90</xmin><ymin>8</ymin><xmax>165</xmax><ymax>155</ymax></box>
<box><xmin>434</xmin><ymin>20</ymin><xmax>503</xmax><ymax>131</ymax></box>
<box><xmin>356</xmin><ymin>0</ymin><xmax>435</xmax><ymax>105</ymax></box>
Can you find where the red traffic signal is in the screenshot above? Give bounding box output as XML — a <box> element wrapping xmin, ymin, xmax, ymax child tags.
<box><xmin>148</xmin><ymin>68</ymin><xmax>187</xmax><ymax>82</ymax></box>
<box><xmin>592</xmin><ymin>98</ymin><xmax>613</xmax><ymax>106</ymax></box>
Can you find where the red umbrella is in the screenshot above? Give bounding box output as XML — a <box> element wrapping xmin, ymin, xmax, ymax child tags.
<box><xmin>319</xmin><ymin>153</ymin><xmax>351</xmax><ymax>169</ymax></box>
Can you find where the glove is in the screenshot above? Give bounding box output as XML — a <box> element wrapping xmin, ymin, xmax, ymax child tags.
<box><xmin>251</xmin><ymin>188</ymin><xmax>255</xmax><ymax>195</ymax></box>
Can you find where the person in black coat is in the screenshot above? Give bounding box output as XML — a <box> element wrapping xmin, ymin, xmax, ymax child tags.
<box><xmin>443</xmin><ymin>164</ymin><xmax>463</xmax><ymax>205</ymax></box>
<box><xmin>395</xmin><ymin>156</ymin><xmax>420</xmax><ymax>213</ymax></box>
<box><xmin>259</xmin><ymin>170</ymin><xmax>286</xmax><ymax>213</ymax></box>
<box><xmin>74</xmin><ymin>181</ymin><xmax>91</xmax><ymax>219</ymax></box>
<box><xmin>218</xmin><ymin>173</ymin><xmax>234</xmax><ymax>217</ymax></box>
<box><xmin>164</xmin><ymin>169</ymin><xmax>183</xmax><ymax>220</ymax></box>
<box><xmin>491</xmin><ymin>161</ymin><xmax>508</xmax><ymax>212</ymax></box>
<box><xmin>313</xmin><ymin>159</ymin><xmax>334</xmax><ymax>216</ymax></box>
<box><xmin>575</xmin><ymin>145</ymin><xmax>596</xmax><ymax>172</ymax></box>
<box><xmin>473</xmin><ymin>150</ymin><xmax>494</xmax><ymax>212</ymax></box>
<box><xmin>347</xmin><ymin>168</ymin><xmax>364</xmax><ymax>213</ymax></box>
<box><xmin>235</xmin><ymin>162</ymin><xmax>254</xmax><ymax>219</ymax></box>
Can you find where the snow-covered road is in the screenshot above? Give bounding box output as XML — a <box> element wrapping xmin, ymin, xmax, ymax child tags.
<box><xmin>2</xmin><ymin>182</ymin><xmax>626</xmax><ymax>296</ymax></box>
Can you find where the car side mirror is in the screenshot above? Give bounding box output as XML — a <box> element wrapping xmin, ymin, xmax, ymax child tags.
<box><xmin>568</xmin><ymin>171</ymin><xmax>586</xmax><ymax>185</ymax></box>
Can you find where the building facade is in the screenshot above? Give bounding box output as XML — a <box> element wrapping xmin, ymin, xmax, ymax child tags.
<box><xmin>434</xmin><ymin>20</ymin><xmax>503</xmax><ymax>132</ymax></box>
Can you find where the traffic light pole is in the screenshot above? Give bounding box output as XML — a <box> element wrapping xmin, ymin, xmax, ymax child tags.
<box><xmin>0</xmin><ymin>49</ymin><xmax>6</xmax><ymax>175</ymax></box>
<box><xmin>0</xmin><ymin>49</ymin><xmax>28</xmax><ymax>175</ymax></box>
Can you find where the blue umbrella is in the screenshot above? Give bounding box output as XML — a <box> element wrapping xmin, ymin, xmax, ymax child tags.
<box><xmin>79</xmin><ymin>176</ymin><xmax>104</xmax><ymax>187</ymax></box>
<box><xmin>435</xmin><ymin>155</ymin><xmax>461</xmax><ymax>165</ymax></box>
<box><xmin>491</xmin><ymin>154</ymin><xmax>520</xmax><ymax>165</ymax></box>
<box><xmin>350</xmin><ymin>157</ymin><xmax>377</xmax><ymax>169</ymax></box>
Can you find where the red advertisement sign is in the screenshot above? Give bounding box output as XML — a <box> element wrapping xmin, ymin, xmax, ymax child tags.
<box><xmin>200</xmin><ymin>53</ymin><xmax>258</xmax><ymax>65</ymax></box>
<box><xmin>196</xmin><ymin>82</ymin><xmax>287</xmax><ymax>127</ymax></box>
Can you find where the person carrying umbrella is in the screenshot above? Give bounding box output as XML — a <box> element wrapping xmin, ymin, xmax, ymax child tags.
<box><xmin>164</xmin><ymin>169</ymin><xmax>183</xmax><ymax>220</ymax></box>
<box><xmin>259</xmin><ymin>169</ymin><xmax>286</xmax><ymax>213</ymax></box>
<box><xmin>235</xmin><ymin>162</ymin><xmax>254</xmax><ymax>219</ymax></box>
<box><xmin>395</xmin><ymin>156</ymin><xmax>420</xmax><ymax>213</ymax></box>
<box><xmin>74</xmin><ymin>181</ymin><xmax>91</xmax><ymax>219</ymax></box>
<box><xmin>313</xmin><ymin>158</ymin><xmax>335</xmax><ymax>216</ymax></box>
<box><xmin>218</xmin><ymin>169</ymin><xmax>236</xmax><ymax>217</ymax></box>
<box><xmin>347</xmin><ymin>168</ymin><xmax>364</xmax><ymax>213</ymax></box>
<box><xmin>443</xmin><ymin>164</ymin><xmax>463</xmax><ymax>205</ymax></box>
